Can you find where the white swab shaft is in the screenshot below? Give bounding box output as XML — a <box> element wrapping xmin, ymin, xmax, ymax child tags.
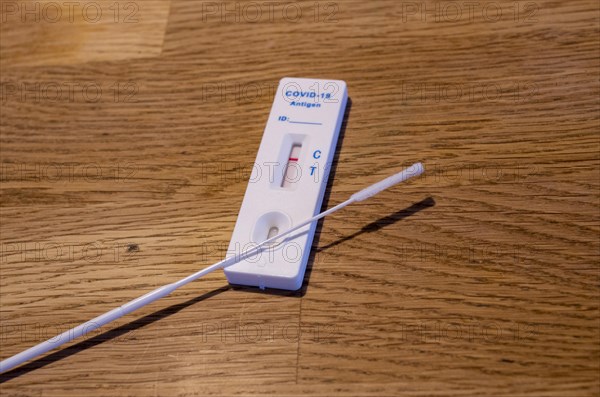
<box><xmin>0</xmin><ymin>162</ymin><xmax>424</xmax><ymax>374</ymax></box>
<box><xmin>351</xmin><ymin>162</ymin><xmax>424</xmax><ymax>202</ymax></box>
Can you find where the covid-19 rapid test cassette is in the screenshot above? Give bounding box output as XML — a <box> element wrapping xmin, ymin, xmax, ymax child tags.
<box><xmin>0</xmin><ymin>75</ymin><xmax>427</xmax><ymax>373</ymax></box>
<box><xmin>224</xmin><ymin>77</ymin><xmax>349</xmax><ymax>290</ymax></box>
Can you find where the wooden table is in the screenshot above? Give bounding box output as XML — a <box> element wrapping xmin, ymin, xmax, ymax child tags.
<box><xmin>1</xmin><ymin>1</ymin><xmax>598</xmax><ymax>396</ymax></box>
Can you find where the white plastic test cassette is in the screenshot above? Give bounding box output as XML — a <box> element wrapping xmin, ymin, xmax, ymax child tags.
<box><xmin>224</xmin><ymin>77</ymin><xmax>348</xmax><ymax>290</ymax></box>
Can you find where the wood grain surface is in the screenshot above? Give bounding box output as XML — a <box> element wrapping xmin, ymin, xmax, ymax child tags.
<box><xmin>1</xmin><ymin>0</ymin><xmax>599</xmax><ymax>396</ymax></box>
